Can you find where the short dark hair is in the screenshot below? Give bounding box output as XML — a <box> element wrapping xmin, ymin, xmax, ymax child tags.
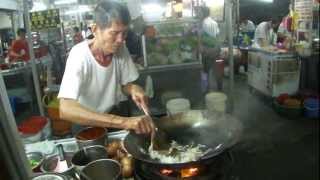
<box><xmin>17</xmin><ymin>28</ymin><xmax>26</xmax><ymax>35</ymax></box>
<box><xmin>271</xmin><ymin>16</ymin><xmax>282</xmax><ymax>25</ymax></box>
<box><xmin>94</xmin><ymin>1</ymin><xmax>131</xmax><ymax>29</ymax></box>
<box><xmin>73</xmin><ymin>26</ymin><xmax>80</xmax><ymax>32</ymax></box>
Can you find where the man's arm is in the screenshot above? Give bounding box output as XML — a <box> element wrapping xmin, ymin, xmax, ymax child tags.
<box><xmin>59</xmin><ymin>98</ymin><xmax>132</xmax><ymax>129</ymax></box>
<box><xmin>60</xmin><ymin>98</ymin><xmax>153</xmax><ymax>134</ymax></box>
<box><xmin>9</xmin><ymin>50</ymin><xmax>22</xmax><ymax>58</ymax></box>
<box><xmin>59</xmin><ymin>98</ymin><xmax>153</xmax><ymax>134</ymax></box>
<box><xmin>9</xmin><ymin>42</ymin><xmax>22</xmax><ymax>59</ymax></box>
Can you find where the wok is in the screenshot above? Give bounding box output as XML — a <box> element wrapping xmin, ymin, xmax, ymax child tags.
<box><xmin>124</xmin><ymin>110</ymin><xmax>242</xmax><ymax>168</ymax></box>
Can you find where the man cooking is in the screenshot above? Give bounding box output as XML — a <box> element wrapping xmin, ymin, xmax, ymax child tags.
<box><xmin>58</xmin><ymin>1</ymin><xmax>154</xmax><ymax>135</ymax></box>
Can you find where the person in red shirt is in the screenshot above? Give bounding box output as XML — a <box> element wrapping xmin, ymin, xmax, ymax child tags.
<box><xmin>9</xmin><ymin>28</ymin><xmax>30</xmax><ymax>62</ymax></box>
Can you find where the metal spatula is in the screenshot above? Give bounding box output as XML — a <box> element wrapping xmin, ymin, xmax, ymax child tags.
<box><xmin>140</xmin><ymin>106</ymin><xmax>170</xmax><ymax>151</ymax></box>
<box><xmin>56</xmin><ymin>144</ymin><xmax>70</xmax><ymax>172</ymax></box>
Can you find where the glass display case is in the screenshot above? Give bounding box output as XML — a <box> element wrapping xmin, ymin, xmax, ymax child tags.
<box><xmin>142</xmin><ymin>18</ymin><xmax>201</xmax><ymax>69</ymax></box>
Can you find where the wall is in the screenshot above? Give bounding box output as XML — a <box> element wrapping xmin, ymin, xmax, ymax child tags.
<box><xmin>0</xmin><ymin>13</ymin><xmax>12</xmax><ymax>29</ymax></box>
<box><xmin>0</xmin><ymin>0</ymin><xmax>18</xmax><ymax>10</ymax></box>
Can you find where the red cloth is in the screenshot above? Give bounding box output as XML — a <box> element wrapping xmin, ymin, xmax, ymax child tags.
<box><xmin>9</xmin><ymin>39</ymin><xmax>30</xmax><ymax>62</ymax></box>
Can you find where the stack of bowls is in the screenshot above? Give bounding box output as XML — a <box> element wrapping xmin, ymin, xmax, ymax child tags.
<box><xmin>205</xmin><ymin>92</ymin><xmax>228</xmax><ymax>113</ymax></box>
<box><xmin>166</xmin><ymin>98</ymin><xmax>191</xmax><ymax>115</ymax></box>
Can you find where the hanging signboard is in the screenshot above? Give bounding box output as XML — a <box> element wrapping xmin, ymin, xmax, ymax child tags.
<box><xmin>295</xmin><ymin>0</ymin><xmax>313</xmax><ymax>21</ymax></box>
<box><xmin>30</xmin><ymin>9</ymin><xmax>61</xmax><ymax>30</ymax></box>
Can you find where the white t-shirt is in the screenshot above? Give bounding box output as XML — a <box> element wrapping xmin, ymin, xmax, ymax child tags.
<box><xmin>240</xmin><ymin>20</ymin><xmax>255</xmax><ymax>32</ymax></box>
<box><xmin>202</xmin><ymin>17</ymin><xmax>220</xmax><ymax>37</ymax></box>
<box><xmin>253</xmin><ymin>21</ymin><xmax>276</xmax><ymax>47</ymax></box>
<box><xmin>58</xmin><ymin>41</ymin><xmax>139</xmax><ymax>113</ymax></box>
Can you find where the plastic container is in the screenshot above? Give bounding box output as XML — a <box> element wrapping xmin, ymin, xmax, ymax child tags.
<box><xmin>205</xmin><ymin>92</ymin><xmax>227</xmax><ymax>113</ymax></box>
<box><xmin>19</xmin><ymin>116</ymin><xmax>49</xmax><ymax>143</ymax></box>
<box><xmin>304</xmin><ymin>98</ymin><xmax>319</xmax><ymax>119</ymax></box>
<box><xmin>9</xmin><ymin>96</ymin><xmax>19</xmax><ymax>114</ymax></box>
<box><xmin>43</xmin><ymin>96</ymin><xmax>72</xmax><ymax>136</ymax></box>
<box><xmin>166</xmin><ymin>98</ymin><xmax>191</xmax><ymax>115</ymax></box>
<box><xmin>21</xmin><ymin>131</ymin><xmax>42</xmax><ymax>144</ymax></box>
<box><xmin>273</xmin><ymin>99</ymin><xmax>303</xmax><ymax>118</ymax></box>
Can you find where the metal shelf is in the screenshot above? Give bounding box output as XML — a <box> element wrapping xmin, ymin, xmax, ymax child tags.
<box><xmin>145</xmin><ymin>18</ymin><xmax>198</xmax><ymax>25</ymax></box>
<box><xmin>139</xmin><ymin>62</ymin><xmax>201</xmax><ymax>73</ymax></box>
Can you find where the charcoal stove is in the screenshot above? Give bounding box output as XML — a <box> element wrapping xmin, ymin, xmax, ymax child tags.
<box><xmin>133</xmin><ymin>151</ymin><xmax>234</xmax><ymax>180</ymax></box>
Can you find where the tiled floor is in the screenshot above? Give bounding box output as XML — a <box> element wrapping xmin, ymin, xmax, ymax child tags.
<box><xmin>226</xmin><ymin>74</ymin><xmax>319</xmax><ymax>180</ymax></box>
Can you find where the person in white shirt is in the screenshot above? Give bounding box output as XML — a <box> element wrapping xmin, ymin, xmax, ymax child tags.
<box><xmin>202</xmin><ymin>13</ymin><xmax>220</xmax><ymax>38</ymax></box>
<box><xmin>253</xmin><ymin>17</ymin><xmax>281</xmax><ymax>48</ymax></box>
<box><xmin>240</xmin><ymin>18</ymin><xmax>255</xmax><ymax>33</ymax></box>
<box><xmin>58</xmin><ymin>1</ymin><xmax>154</xmax><ymax>135</ymax></box>
<box><xmin>200</xmin><ymin>6</ymin><xmax>222</xmax><ymax>91</ymax></box>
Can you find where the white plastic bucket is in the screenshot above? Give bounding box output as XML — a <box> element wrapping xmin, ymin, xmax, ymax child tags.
<box><xmin>205</xmin><ymin>92</ymin><xmax>227</xmax><ymax>113</ymax></box>
<box><xmin>166</xmin><ymin>98</ymin><xmax>191</xmax><ymax>115</ymax></box>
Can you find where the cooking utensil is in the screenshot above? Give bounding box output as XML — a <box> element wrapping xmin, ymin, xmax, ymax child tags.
<box><xmin>140</xmin><ymin>105</ymin><xmax>156</xmax><ymax>149</ymax></box>
<box><xmin>26</xmin><ymin>152</ymin><xmax>44</xmax><ymax>172</ymax></box>
<box><xmin>74</xmin><ymin>167</ymin><xmax>92</xmax><ymax>180</ymax></box>
<box><xmin>31</xmin><ymin>173</ymin><xmax>69</xmax><ymax>180</ymax></box>
<box><xmin>57</xmin><ymin>144</ymin><xmax>70</xmax><ymax>172</ymax></box>
<box><xmin>75</xmin><ymin>127</ymin><xmax>107</xmax><ymax>149</ymax></box>
<box><xmin>140</xmin><ymin>105</ymin><xmax>169</xmax><ymax>151</ymax></box>
<box><xmin>81</xmin><ymin>159</ymin><xmax>122</xmax><ymax>180</ymax></box>
<box><xmin>71</xmin><ymin>145</ymin><xmax>108</xmax><ymax>171</ymax></box>
<box><xmin>124</xmin><ymin>110</ymin><xmax>243</xmax><ymax>168</ymax></box>
<box><xmin>41</xmin><ymin>151</ymin><xmax>75</xmax><ymax>178</ymax></box>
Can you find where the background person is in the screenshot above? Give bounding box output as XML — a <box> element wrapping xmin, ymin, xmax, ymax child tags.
<box><xmin>9</xmin><ymin>28</ymin><xmax>30</xmax><ymax>62</ymax></box>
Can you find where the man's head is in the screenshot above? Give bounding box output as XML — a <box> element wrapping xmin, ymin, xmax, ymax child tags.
<box><xmin>270</xmin><ymin>16</ymin><xmax>282</xmax><ymax>31</ymax></box>
<box><xmin>17</xmin><ymin>28</ymin><xmax>26</xmax><ymax>39</ymax></box>
<box><xmin>73</xmin><ymin>27</ymin><xmax>80</xmax><ymax>33</ymax></box>
<box><xmin>200</xmin><ymin>6</ymin><xmax>210</xmax><ymax>20</ymax></box>
<box><xmin>240</xmin><ymin>16</ymin><xmax>248</xmax><ymax>24</ymax></box>
<box><xmin>92</xmin><ymin>1</ymin><xmax>131</xmax><ymax>54</ymax></box>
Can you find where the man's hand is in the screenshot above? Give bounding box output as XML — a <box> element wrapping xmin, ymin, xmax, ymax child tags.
<box><xmin>123</xmin><ymin>83</ymin><xmax>149</xmax><ymax>112</ymax></box>
<box><xmin>125</xmin><ymin>115</ymin><xmax>155</xmax><ymax>134</ymax></box>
